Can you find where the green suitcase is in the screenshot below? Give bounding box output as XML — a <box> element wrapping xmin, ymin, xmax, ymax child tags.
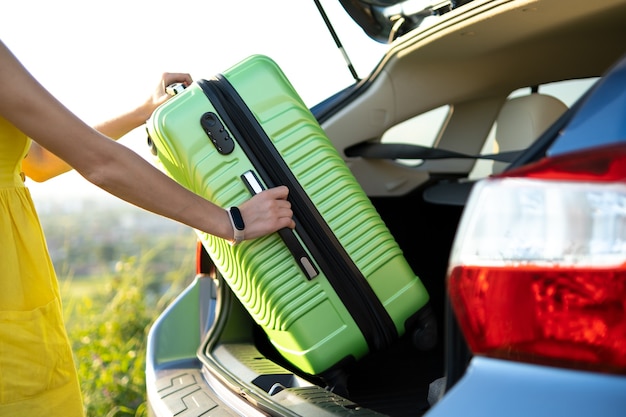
<box><xmin>146</xmin><ymin>55</ymin><xmax>434</xmax><ymax>381</ymax></box>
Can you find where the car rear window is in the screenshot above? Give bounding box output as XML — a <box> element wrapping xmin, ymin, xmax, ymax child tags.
<box><xmin>379</xmin><ymin>105</ymin><xmax>451</xmax><ymax>166</ymax></box>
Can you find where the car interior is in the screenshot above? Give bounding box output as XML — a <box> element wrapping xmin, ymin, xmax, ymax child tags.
<box><xmin>165</xmin><ymin>1</ymin><xmax>626</xmax><ymax>416</ymax></box>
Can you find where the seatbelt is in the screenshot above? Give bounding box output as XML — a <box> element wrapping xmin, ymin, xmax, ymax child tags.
<box><xmin>345</xmin><ymin>142</ymin><xmax>522</xmax><ymax>162</ymax></box>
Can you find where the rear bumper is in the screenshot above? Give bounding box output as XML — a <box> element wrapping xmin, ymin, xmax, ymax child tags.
<box><xmin>146</xmin><ymin>275</ymin><xmax>256</xmax><ymax>416</ymax></box>
<box><xmin>147</xmin><ymin>364</ymin><xmax>267</xmax><ymax>417</ymax></box>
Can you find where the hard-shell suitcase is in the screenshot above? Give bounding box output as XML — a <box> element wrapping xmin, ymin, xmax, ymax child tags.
<box><xmin>146</xmin><ymin>55</ymin><xmax>435</xmax><ymax>379</ymax></box>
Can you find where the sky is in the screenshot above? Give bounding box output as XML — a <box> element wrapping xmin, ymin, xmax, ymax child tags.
<box><xmin>1</xmin><ymin>0</ymin><xmax>386</xmax><ymax>204</ymax></box>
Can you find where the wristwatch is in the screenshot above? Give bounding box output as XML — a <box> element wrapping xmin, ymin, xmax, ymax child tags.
<box><xmin>227</xmin><ymin>207</ymin><xmax>245</xmax><ymax>245</ymax></box>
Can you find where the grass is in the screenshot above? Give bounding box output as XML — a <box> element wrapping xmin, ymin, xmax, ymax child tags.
<box><xmin>61</xmin><ymin>278</ymin><xmax>108</xmax><ymax>299</ymax></box>
<box><xmin>60</xmin><ymin>241</ymin><xmax>196</xmax><ymax>417</ymax></box>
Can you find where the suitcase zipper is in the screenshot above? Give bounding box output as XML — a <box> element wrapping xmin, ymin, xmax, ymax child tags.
<box><xmin>198</xmin><ymin>77</ymin><xmax>398</xmax><ymax>352</ymax></box>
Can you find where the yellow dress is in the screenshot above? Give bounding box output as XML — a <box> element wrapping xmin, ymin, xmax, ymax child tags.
<box><xmin>0</xmin><ymin>117</ymin><xmax>84</xmax><ymax>416</ymax></box>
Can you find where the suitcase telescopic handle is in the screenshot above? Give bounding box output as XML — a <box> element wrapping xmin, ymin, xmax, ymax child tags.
<box><xmin>240</xmin><ymin>170</ymin><xmax>319</xmax><ymax>279</ymax></box>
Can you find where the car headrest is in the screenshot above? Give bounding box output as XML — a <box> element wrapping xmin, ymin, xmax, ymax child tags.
<box><xmin>492</xmin><ymin>93</ymin><xmax>568</xmax><ymax>174</ymax></box>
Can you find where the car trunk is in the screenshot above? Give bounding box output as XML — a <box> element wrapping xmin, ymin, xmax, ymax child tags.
<box><xmin>199</xmin><ymin>180</ymin><xmax>464</xmax><ymax>417</ymax></box>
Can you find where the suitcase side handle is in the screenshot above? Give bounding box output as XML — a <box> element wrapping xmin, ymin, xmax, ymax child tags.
<box><xmin>241</xmin><ymin>170</ymin><xmax>319</xmax><ymax>280</ymax></box>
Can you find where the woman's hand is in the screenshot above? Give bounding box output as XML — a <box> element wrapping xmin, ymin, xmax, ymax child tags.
<box><xmin>142</xmin><ymin>72</ymin><xmax>193</xmax><ymax>119</ymax></box>
<box><xmin>237</xmin><ymin>186</ymin><xmax>295</xmax><ymax>241</ymax></box>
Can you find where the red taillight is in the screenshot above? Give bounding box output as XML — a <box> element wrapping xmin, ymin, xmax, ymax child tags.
<box><xmin>448</xmin><ymin>143</ymin><xmax>626</xmax><ymax>374</ymax></box>
<box><xmin>196</xmin><ymin>240</ymin><xmax>204</xmax><ymax>275</ymax></box>
<box><xmin>499</xmin><ymin>142</ymin><xmax>626</xmax><ymax>182</ymax></box>
<box><xmin>449</xmin><ymin>264</ymin><xmax>626</xmax><ymax>372</ymax></box>
<box><xmin>196</xmin><ymin>240</ymin><xmax>216</xmax><ymax>276</ymax></box>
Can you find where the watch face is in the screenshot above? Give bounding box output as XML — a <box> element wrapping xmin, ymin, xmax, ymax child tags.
<box><xmin>230</xmin><ymin>207</ymin><xmax>245</xmax><ymax>230</ymax></box>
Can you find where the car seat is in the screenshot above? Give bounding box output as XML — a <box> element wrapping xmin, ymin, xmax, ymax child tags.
<box><xmin>492</xmin><ymin>93</ymin><xmax>568</xmax><ymax>174</ymax></box>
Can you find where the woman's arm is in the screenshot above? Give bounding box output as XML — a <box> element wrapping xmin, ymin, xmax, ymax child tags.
<box><xmin>0</xmin><ymin>40</ymin><xmax>294</xmax><ymax>241</ymax></box>
<box><xmin>22</xmin><ymin>72</ymin><xmax>193</xmax><ymax>182</ymax></box>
